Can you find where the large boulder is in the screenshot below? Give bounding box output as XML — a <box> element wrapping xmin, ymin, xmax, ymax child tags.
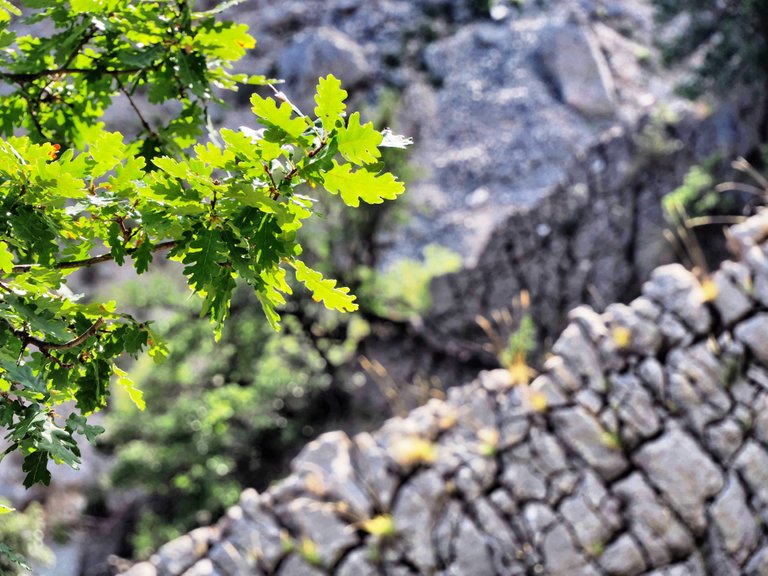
<box><xmin>538</xmin><ymin>18</ymin><xmax>617</xmax><ymax>117</ymax></box>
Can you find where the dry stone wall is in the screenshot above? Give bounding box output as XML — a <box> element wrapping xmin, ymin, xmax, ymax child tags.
<box><xmin>124</xmin><ymin>211</ymin><xmax>768</xmax><ymax>575</ymax></box>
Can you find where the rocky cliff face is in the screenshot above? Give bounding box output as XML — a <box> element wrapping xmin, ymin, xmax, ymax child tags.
<box><xmin>218</xmin><ymin>0</ymin><xmax>688</xmax><ymax>264</ymax></box>
<box><xmin>123</xmin><ymin>210</ymin><xmax>768</xmax><ymax>576</ymax></box>
<box><xmin>425</xmin><ymin>91</ymin><xmax>764</xmax><ymax>352</ymax></box>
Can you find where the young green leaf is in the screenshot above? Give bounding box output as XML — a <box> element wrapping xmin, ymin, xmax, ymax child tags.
<box><xmin>22</xmin><ymin>451</ymin><xmax>50</xmax><ymax>488</ymax></box>
<box><xmin>182</xmin><ymin>228</ymin><xmax>230</xmax><ymax>291</ymax></box>
<box><xmin>66</xmin><ymin>413</ymin><xmax>106</xmax><ymax>444</ymax></box>
<box><xmin>113</xmin><ymin>365</ymin><xmax>146</xmax><ymax>411</ymax></box>
<box><xmin>0</xmin><ymin>0</ymin><xmax>20</xmax><ymax>21</ymax></box>
<box><xmin>321</xmin><ymin>161</ymin><xmax>405</xmax><ymax>207</ymax></box>
<box><xmin>0</xmin><ymin>240</ymin><xmax>14</xmax><ymax>273</ymax></box>
<box><xmin>337</xmin><ymin>112</ymin><xmax>382</xmax><ymax>165</ymax></box>
<box><xmin>291</xmin><ymin>260</ymin><xmax>358</xmax><ymax>313</ymax></box>
<box><xmin>251</xmin><ymin>94</ymin><xmax>307</xmax><ymax>139</ymax></box>
<box><xmin>314</xmin><ymin>74</ymin><xmax>347</xmax><ymax>131</ymax></box>
<box><xmin>132</xmin><ymin>237</ymin><xmax>154</xmax><ymax>275</ymax></box>
<box><xmin>37</xmin><ymin>420</ymin><xmax>80</xmax><ymax>468</ymax></box>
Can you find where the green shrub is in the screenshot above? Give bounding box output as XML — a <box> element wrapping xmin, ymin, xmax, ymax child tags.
<box><xmin>357</xmin><ymin>244</ymin><xmax>462</xmax><ymax>318</ymax></box>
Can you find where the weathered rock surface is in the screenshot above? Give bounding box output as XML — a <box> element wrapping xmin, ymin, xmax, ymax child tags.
<box><xmin>123</xmin><ymin>212</ymin><xmax>768</xmax><ymax>575</ymax></box>
<box><xmin>424</xmin><ymin>92</ymin><xmax>764</xmax><ymax>359</ymax></box>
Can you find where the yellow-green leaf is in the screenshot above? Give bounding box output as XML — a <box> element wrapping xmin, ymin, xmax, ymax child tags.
<box><xmin>113</xmin><ymin>365</ymin><xmax>145</xmax><ymax>410</ymax></box>
<box><xmin>292</xmin><ymin>260</ymin><xmax>357</xmax><ymax>313</ymax></box>
<box><xmin>70</xmin><ymin>0</ymin><xmax>120</xmax><ymax>13</ymax></box>
<box><xmin>314</xmin><ymin>74</ymin><xmax>347</xmax><ymax>131</ymax></box>
<box><xmin>153</xmin><ymin>156</ymin><xmax>189</xmax><ymax>179</ymax></box>
<box><xmin>0</xmin><ymin>0</ymin><xmax>20</xmax><ymax>23</ymax></box>
<box><xmin>0</xmin><ymin>240</ymin><xmax>14</xmax><ymax>273</ymax></box>
<box><xmin>337</xmin><ymin>112</ymin><xmax>382</xmax><ymax>165</ymax></box>
<box><xmin>322</xmin><ymin>161</ymin><xmax>405</xmax><ymax>207</ymax></box>
<box><xmin>251</xmin><ymin>94</ymin><xmax>306</xmax><ymax>139</ymax></box>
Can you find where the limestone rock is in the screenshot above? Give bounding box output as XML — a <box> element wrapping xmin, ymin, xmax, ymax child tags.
<box><xmin>712</xmin><ymin>268</ymin><xmax>752</xmax><ymax>325</ymax></box>
<box><xmin>538</xmin><ymin>20</ymin><xmax>616</xmax><ymax>117</ymax></box>
<box><xmin>551</xmin><ymin>407</ymin><xmax>628</xmax><ymax>480</ymax></box>
<box><xmin>152</xmin><ymin>528</ymin><xmax>214</xmax><ymax>576</ymax></box>
<box><xmin>643</xmin><ymin>264</ymin><xmax>711</xmax><ymax>335</ymax></box>
<box><xmin>735</xmin><ymin>314</ymin><xmax>768</xmax><ymax>366</ymax></box>
<box><xmin>283</xmin><ymin>497</ymin><xmax>356</xmax><ymax>567</ymax></box>
<box><xmin>277</xmin><ymin>27</ymin><xmax>372</xmax><ymax>111</ymax></box>
<box><xmin>543</xmin><ymin>524</ymin><xmax>595</xmax><ymax>575</ymax></box>
<box><xmin>180</xmin><ymin>559</ymin><xmax>221</xmax><ymax>576</ymax></box>
<box><xmin>454</xmin><ymin>520</ymin><xmax>495</xmax><ymax>576</ymax></box>
<box><xmin>711</xmin><ymin>474</ymin><xmax>759</xmax><ymax>564</ymax></box>
<box><xmin>599</xmin><ymin>534</ymin><xmax>646</xmax><ymax>576</ymax></box>
<box><xmin>635</xmin><ymin>429</ymin><xmax>723</xmax><ymax>534</ymax></box>
<box><xmin>613</xmin><ymin>473</ymin><xmax>694</xmax><ymax>566</ymax></box>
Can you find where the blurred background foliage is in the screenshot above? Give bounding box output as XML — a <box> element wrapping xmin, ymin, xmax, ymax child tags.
<box><xmin>653</xmin><ymin>0</ymin><xmax>768</xmax><ymax>100</ymax></box>
<box><xmin>0</xmin><ymin>502</ymin><xmax>53</xmax><ymax>575</ymax></box>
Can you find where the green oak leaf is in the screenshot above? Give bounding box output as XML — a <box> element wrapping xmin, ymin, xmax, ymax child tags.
<box><xmin>321</xmin><ymin>160</ymin><xmax>405</xmax><ymax>207</ymax></box>
<box><xmin>0</xmin><ymin>240</ymin><xmax>14</xmax><ymax>273</ymax></box>
<box><xmin>251</xmin><ymin>94</ymin><xmax>307</xmax><ymax>139</ymax></box>
<box><xmin>132</xmin><ymin>237</ymin><xmax>154</xmax><ymax>274</ymax></box>
<box><xmin>37</xmin><ymin>419</ymin><xmax>80</xmax><ymax>467</ymax></box>
<box><xmin>182</xmin><ymin>228</ymin><xmax>230</xmax><ymax>291</ymax></box>
<box><xmin>66</xmin><ymin>413</ymin><xmax>106</xmax><ymax>444</ymax></box>
<box><xmin>257</xmin><ymin>292</ymin><xmax>282</xmax><ymax>331</ymax></box>
<box><xmin>0</xmin><ymin>0</ymin><xmax>20</xmax><ymax>21</ymax></box>
<box><xmin>75</xmin><ymin>359</ymin><xmax>110</xmax><ymax>414</ymax></box>
<box><xmin>107</xmin><ymin>222</ymin><xmax>127</xmax><ymax>266</ymax></box>
<box><xmin>314</xmin><ymin>74</ymin><xmax>347</xmax><ymax>131</ymax></box>
<box><xmin>337</xmin><ymin>112</ymin><xmax>382</xmax><ymax>165</ymax></box>
<box><xmin>0</xmin><ymin>359</ymin><xmax>47</xmax><ymax>396</ymax></box>
<box><xmin>113</xmin><ymin>365</ymin><xmax>146</xmax><ymax>411</ymax></box>
<box><xmin>292</xmin><ymin>259</ymin><xmax>357</xmax><ymax>313</ymax></box>
<box><xmin>22</xmin><ymin>450</ymin><xmax>50</xmax><ymax>488</ymax></box>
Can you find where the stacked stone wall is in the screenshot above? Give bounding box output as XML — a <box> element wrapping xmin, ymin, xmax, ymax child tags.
<box><xmin>125</xmin><ymin>211</ymin><xmax>768</xmax><ymax>575</ymax></box>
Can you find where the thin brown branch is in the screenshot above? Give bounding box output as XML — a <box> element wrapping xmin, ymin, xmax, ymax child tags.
<box><xmin>23</xmin><ymin>318</ymin><xmax>105</xmax><ymax>352</ymax></box>
<box><xmin>11</xmin><ymin>240</ymin><xmax>178</xmax><ymax>273</ymax></box>
<box><xmin>0</xmin><ymin>66</ymin><xmax>150</xmax><ymax>83</ymax></box>
<box><xmin>19</xmin><ymin>89</ymin><xmax>48</xmax><ymax>140</ymax></box>
<box><xmin>115</xmin><ymin>76</ymin><xmax>158</xmax><ymax>138</ymax></box>
<box><xmin>285</xmin><ymin>140</ymin><xmax>327</xmax><ymax>182</ymax></box>
<box><xmin>262</xmin><ymin>161</ymin><xmax>279</xmax><ymax>198</ymax></box>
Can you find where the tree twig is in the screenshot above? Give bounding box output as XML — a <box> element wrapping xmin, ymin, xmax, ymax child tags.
<box><xmin>115</xmin><ymin>75</ymin><xmax>158</xmax><ymax>138</ymax></box>
<box><xmin>11</xmin><ymin>240</ymin><xmax>178</xmax><ymax>273</ymax></box>
<box><xmin>13</xmin><ymin>317</ymin><xmax>105</xmax><ymax>352</ymax></box>
<box><xmin>0</xmin><ymin>66</ymin><xmax>151</xmax><ymax>83</ymax></box>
